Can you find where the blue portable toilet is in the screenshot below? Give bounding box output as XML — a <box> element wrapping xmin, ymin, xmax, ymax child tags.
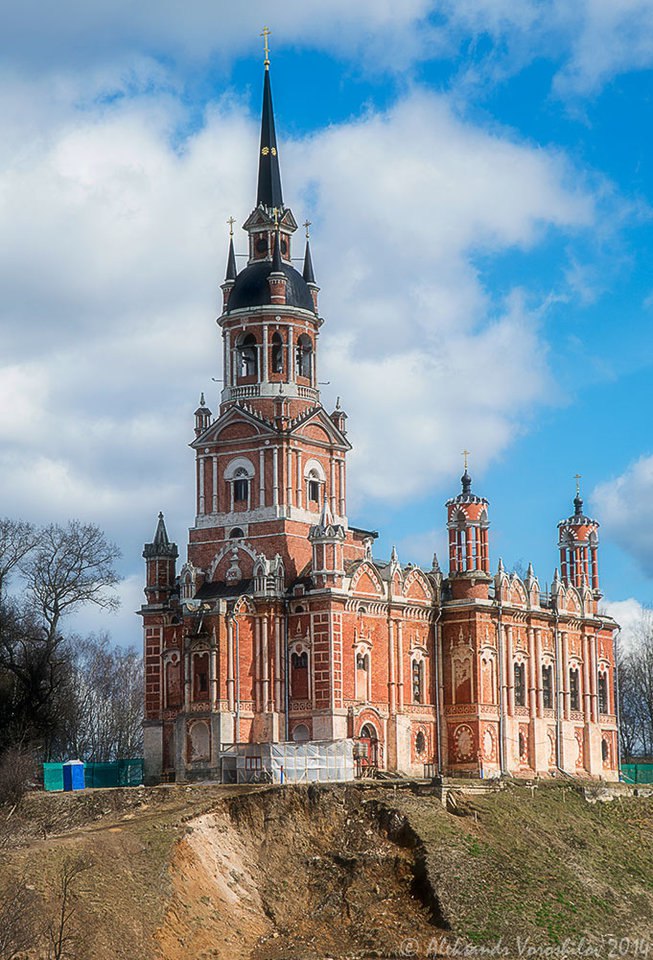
<box><xmin>62</xmin><ymin>760</ymin><xmax>85</xmax><ymax>792</ymax></box>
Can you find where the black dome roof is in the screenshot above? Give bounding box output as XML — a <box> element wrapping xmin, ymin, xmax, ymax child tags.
<box><xmin>227</xmin><ymin>260</ymin><xmax>315</xmax><ymax>313</ymax></box>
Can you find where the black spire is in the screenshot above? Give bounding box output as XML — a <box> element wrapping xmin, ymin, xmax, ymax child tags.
<box><xmin>225</xmin><ymin>235</ymin><xmax>237</xmax><ymax>281</ymax></box>
<box><xmin>574</xmin><ymin>493</ymin><xmax>584</xmax><ymax>517</ymax></box>
<box><xmin>153</xmin><ymin>512</ymin><xmax>170</xmax><ymax>549</ymax></box>
<box><xmin>303</xmin><ymin>238</ymin><xmax>316</xmax><ymax>284</ymax></box>
<box><xmin>143</xmin><ymin>512</ymin><xmax>178</xmax><ymax>560</ymax></box>
<box><xmin>256</xmin><ymin>67</ymin><xmax>283</xmax><ymax>210</ymax></box>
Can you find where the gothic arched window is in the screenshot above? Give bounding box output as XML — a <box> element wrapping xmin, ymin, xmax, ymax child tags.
<box><xmin>238</xmin><ymin>334</ymin><xmax>258</xmax><ymax>378</ymax></box>
<box><xmin>569</xmin><ymin>667</ymin><xmax>580</xmax><ymax>711</ymax></box>
<box><xmin>296</xmin><ymin>334</ymin><xmax>312</xmax><ymax>380</ymax></box>
<box><xmin>598</xmin><ymin>672</ymin><xmax>608</xmax><ymax>715</ymax></box>
<box><xmin>542</xmin><ymin>664</ymin><xmax>553</xmax><ymax>709</ymax></box>
<box><xmin>514</xmin><ymin>662</ymin><xmax>526</xmax><ymax>707</ymax></box>
<box><xmin>291</xmin><ymin>651</ymin><xmax>309</xmax><ymax>700</ymax></box>
<box><xmin>412</xmin><ymin>659</ymin><xmax>424</xmax><ymax>704</ymax></box>
<box><xmin>271</xmin><ymin>332</ymin><xmax>284</xmax><ymax>374</ymax></box>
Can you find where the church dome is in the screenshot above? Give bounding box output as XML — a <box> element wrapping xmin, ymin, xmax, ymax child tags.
<box><xmin>227</xmin><ymin>260</ymin><xmax>315</xmax><ymax>313</ymax></box>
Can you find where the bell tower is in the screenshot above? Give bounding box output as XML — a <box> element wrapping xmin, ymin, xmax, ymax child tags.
<box><xmin>186</xmin><ymin>52</ymin><xmax>350</xmax><ymax>582</ymax></box>
<box><xmin>558</xmin><ymin>478</ymin><xmax>601</xmax><ymax>597</ymax></box>
<box><xmin>445</xmin><ymin>456</ymin><xmax>491</xmax><ymax>600</ymax></box>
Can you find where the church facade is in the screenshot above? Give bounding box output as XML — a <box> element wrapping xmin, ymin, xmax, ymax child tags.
<box><xmin>140</xmin><ymin>60</ymin><xmax>619</xmax><ymax>784</ymax></box>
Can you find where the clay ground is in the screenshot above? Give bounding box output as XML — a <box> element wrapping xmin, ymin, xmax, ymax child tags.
<box><xmin>1</xmin><ymin>780</ymin><xmax>653</xmax><ymax>959</ymax></box>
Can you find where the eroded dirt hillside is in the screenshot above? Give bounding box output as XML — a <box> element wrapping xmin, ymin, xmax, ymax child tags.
<box><xmin>157</xmin><ymin>786</ymin><xmax>440</xmax><ymax>959</ymax></box>
<box><xmin>2</xmin><ymin>781</ymin><xmax>653</xmax><ymax>960</ymax></box>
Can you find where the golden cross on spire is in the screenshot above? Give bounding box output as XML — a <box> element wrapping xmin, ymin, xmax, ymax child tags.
<box><xmin>227</xmin><ymin>216</ymin><xmax>235</xmax><ymax>237</ymax></box>
<box><xmin>462</xmin><ymin>450</ymin><xmax>470</xmax><ymax>471</ymax></box>
<box><xmin>303</xmin><ymin>219</ymin><xmax>311</xmax><ymax>239</ymax></box>
<box><xmin>574</xmin><ymin>473</ymin><xmax>582</xmax><ymax>496</ymax></box>
<box><xmin>261</xmin><ymin>26</ymin><xmax>271</xmax><ymax>68</ymax></box>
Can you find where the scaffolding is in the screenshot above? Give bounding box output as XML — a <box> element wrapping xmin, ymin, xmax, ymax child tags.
<box><xmin>219</xmin><ymin>739</ymin><xmax>355</xmax><ymax>784</ymax></box>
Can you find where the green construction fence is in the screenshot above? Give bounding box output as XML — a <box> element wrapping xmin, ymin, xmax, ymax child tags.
<box><xmin>43</xmin><ymin>758</ymin><xmax>144</xmax><ymax>792</ymax></box>
<box><xmin>621</xmin><ymin>762</ymin><xmax>653</xmax><ymax>784</ymax></box>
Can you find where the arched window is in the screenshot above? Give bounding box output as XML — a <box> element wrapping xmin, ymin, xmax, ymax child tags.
<box><xmin>233</xmin><ymin>468</ymin><xmax>249</xmax><ymax>503</ymax></box>
<box><xmin>271</xmin><ymin>332</ymin><xmax>284</xmax><ymax>374</ymax></box>
<box><xmin>292</xmin><ymin>723</ymin><xmax>310</xmax><ymax>743</ymax></box>
<box><xmin>601</xmin><ymin>738</ymin><xmax>609</xmax><ymax>763</ymax></box>
<box><xmin>165</xmin><ymin>659</ymin><xmax>182</xmax><ymax>710</ymax></box>
<box><xmin>193</xmin><ymin>652</ymin><xmax>209</xmax><ymax>702</ymax></box>
<box><xmin>356</xmin><ymin>651</ymin><xmax>370</xmax><ymax>701</ymax></box>
<box><xmin>238</xmin><ymin>334</ymin><xmax>258</xmax><ymax>378</ymax></box>
<box><xmin>569</xmin><ymin>667</ymin><xmax>580</xmax><ymax>711</ymax></box>
<box><xmin>518</xmin><ymin>731</ymin><xmax>526</xmax><ymax>761</ymax></box>
<box><xmin>514</xmin><ymin>662</ymin><xmax>526</xmax><ymax>707</ymax></box>
<box><xmin>291</xmin><ymin>651</ymin><xmax>309</xmax><ymax>700</ymax></box>
<box><xmin>412</xmin><ymin>659</ymin><xmax>424</xmax><ymax>704</ymax></box>
<box><xmin>304</xmin><ymin>460</ymin><xmax>326</xmax><ymax>507</ymax></box>
<box><xmin>415</xmin><ymin>730</ymin><xmax>426</xmax><ymax>756</ymax></box>
<box><xmin>598</xmin><ymin>672</ymin><xmax>608</xmax><ymax>714</ymax></box>
<box><xmin>296</xmin><ymin>334</ymin><xmax>313</xmax><ymax>380</ymax></box>
<box><xmin>308</xmin><ymin>469</ymin><xmax>320</xmax><ymax>503</ymax></box>
<box><xmin>542</xmin><ymin>664</ymin><xmax>553</xmax><ymax>709</ymax></box>
<box><xmin>229</xmin><ymin>527</ymin><xmax>244</xmax><ymax>539</ymax></box>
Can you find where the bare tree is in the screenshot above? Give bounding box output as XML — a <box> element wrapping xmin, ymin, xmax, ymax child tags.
<box><xmin>617</xmin><ymin>610</ymin><xmax>653</xmax><ymax>759</ymax></box>
<box><xmin>0</xmin><ymin>746</ymin><xmax>36</xmax><ymax>805</ymax></box>
<box><xmin>0</xmin><ymin>519</ymin><xmax>39</xmax><ymax>595</ymax></box>
<box><xmin>0</xmin><ymin>876</ymin><xmax>40</xmax><ymax>960</ymax></box>
<box><xmin>21</xmin><ymin>521</ymin><xmax>121</xmax><ymax>644</ymax></box>
<box><xmin>64</xmin><ymin>635</ymin><xmax>144</xmax><ymax>761</ymax></box>
<box><xmin>0</xmin><ymin>519</ymin><xmax>121</xmax><ymax>761</ymax></box>
<box><xmin>0</xmin><ymin>600</ymin><xmax>76</xmax><ymax>759</ymax></box>
<box><xmin>45</xmin><ymin>855</ymin><xmax>93</xmax><ymax>960</ymax></box>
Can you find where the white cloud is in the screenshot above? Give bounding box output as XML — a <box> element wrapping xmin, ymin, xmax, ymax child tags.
<box><xmin>2</xmin><ymin>0</ymin><xmax>653</xmax><ymax>98</ymax></box>
<box><xmin>602</xmin><ymin>598</ymin><xmax>653</xmax><ymax>654</ymax></box>
<box><xmin>289</xmin><ymin>94</ymin><xmax>589</xmax><ymax>502</ymax></box>
<box><xmin>0</xmin><ymin>1</ymin><xmax>440</xmax><ymax>74</ymax></box>
<box><xmin>436</xmin><ymin>0</ymin><xmax>653</xmax><ymax>96</ymax></box>
<box><xmin>0</xmin><ymin>74</ymin><xmax>603</xmax><ymax>614</ymax></box>
<box><xmin>0</xmin><ymin>4</ymin><xmax>648</xmax><ymax>644</ymax></box>
<box><xmin>593</xmin><ymin>456</ymin><xmax>653</xmax><ymax>578</ymax></box>
<box><xmin>552</xmin><ymin>0</ymin><xmax>653</xmax><ymax>96</ymax></box>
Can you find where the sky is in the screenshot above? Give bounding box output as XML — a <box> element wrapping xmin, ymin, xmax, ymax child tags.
<box><xmin>1</xmin><ymin>1</ymin><xmax>652</xmax><ymax>649</ymax></box>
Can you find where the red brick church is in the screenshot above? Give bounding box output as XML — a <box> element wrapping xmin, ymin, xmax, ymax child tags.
<box><xmin>140</xmin><ymin>57</ymin><xmax>619</xmax><ymax>784</ymax></box>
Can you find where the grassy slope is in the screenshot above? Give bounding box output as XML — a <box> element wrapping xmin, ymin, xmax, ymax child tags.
<box><xmin>393</xmin><ymin>782</ymin><xmax>653</xmax><ymax>949</ymax></box>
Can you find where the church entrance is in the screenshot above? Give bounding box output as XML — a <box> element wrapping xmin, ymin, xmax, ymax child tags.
<box><xmin>358</xmin><ymin>723</ymin><xmax>379</xmax><ymax>770</ymax></box>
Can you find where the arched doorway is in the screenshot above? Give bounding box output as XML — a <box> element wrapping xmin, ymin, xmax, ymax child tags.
<box><xmin>359</xmin><ymin>723</ymin><xmax>379</xmax><ymax>768</ymax></box>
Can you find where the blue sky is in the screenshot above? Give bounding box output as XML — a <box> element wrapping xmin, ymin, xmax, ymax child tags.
<box><xmin>0</xmin><ymin>2</ymin><xmax>652</xmax><ymax>645</ymax></box>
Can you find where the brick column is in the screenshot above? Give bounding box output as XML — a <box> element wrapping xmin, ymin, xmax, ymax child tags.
<box><xmin>227</xmin><ymin>618</ymin><xmax>235</xmax><ymax>712</ymax></box>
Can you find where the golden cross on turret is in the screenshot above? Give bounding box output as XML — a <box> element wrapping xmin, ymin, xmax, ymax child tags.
<box><xmin>574</xmin><ymin>473</ymin><xmax>582</xmax><ymax>496</ymax></box>
<box><xmin>227</xmin><ymin>216</ymin><xmax>235</xmax><ymax>237</ymax></box>
<box><xmin>303</xmin><ymin>219</ymin><xmax>311</xmax><ymax>239</ymax></box>
<box><xmin>261</xmin><ymin>26</ymin><xmax>271</xmax><ymax>68</ymax></box>
<box><xmin>462</xmin><ymin>449</ymin><xmax>470</xmax><ymax>471</ymax></box>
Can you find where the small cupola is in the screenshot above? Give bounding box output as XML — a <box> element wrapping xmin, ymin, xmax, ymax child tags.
<box><xmin>194</xmin><ymin>393</ymin><xmax>212</xmax><ymax>437</ymax></box>
<box><xmin>330</xmin><ymin>397</ymin><xmax>348</xmax><ymax>435</ymax></box>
